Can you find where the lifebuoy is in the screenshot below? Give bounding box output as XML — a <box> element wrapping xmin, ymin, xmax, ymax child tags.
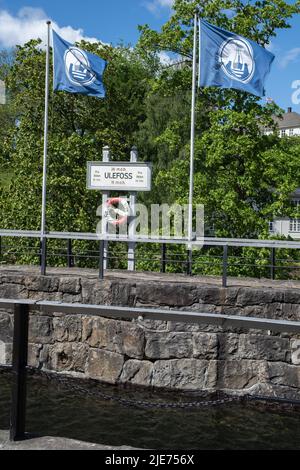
<box><xmin>104</xmin><ymin>197</ymin><xmax>130</xmax><ymax>226</ymax></box>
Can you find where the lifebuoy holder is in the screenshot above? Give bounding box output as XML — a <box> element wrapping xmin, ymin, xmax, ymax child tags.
<box><xmin>104</xmin><ymin>197</ymin><xmax>131</xmax><ymax>226</ymax></box>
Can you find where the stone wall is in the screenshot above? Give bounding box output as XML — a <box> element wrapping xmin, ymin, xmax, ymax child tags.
<box><xmin>0</xmin><ymin>269</ymin><xmax>300</xmax><ymax>399</ymax></box>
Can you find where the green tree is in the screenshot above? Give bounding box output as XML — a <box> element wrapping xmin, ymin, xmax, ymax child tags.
<box><xmin>0</xmin><ymin>39</ymin><xmax>156</xmax><ymax>265</ymax></box>
<box><xmin>0</xmin><ymin>39</ymin><xmax>155</xmax><ymax>231</ymax></box>
<box><xmin>135</xmin><ymin>0</ymin><xmax>300</xmax><ymax>238</ymax></box>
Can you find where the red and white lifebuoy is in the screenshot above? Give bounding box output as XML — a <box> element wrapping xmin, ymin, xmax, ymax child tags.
<box><xmin>104</xmin><ymin>197</ymin><xmax>130</xmax><ymax>226</ymax></box>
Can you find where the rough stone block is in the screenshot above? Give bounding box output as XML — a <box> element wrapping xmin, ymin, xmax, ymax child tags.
<box><xmin>134</xmin><ymin>318</ymin><xmax>168</xmax><ymax>332</ymax></box>
<box><xmin>49</xmin><ymin>342</ymin><xmax>88</xmax><ymax>373</ymax></box>
<box><xmin>168</xmin><ymin>321</ymin><xmax>226</xmax><ymax>333</ymax></box>
<box><xmin>224</xmin><ymin>288</ymin><xmax>240</xmax><ymax>305</ymax></box>
<box><xmin>81</xmin><ymin>278</ymin><xmax>112</xmax><ymax>304</ymax></box>
<box><xmin>120</xmin><ymin>322</ymin><xmax>145</xmax><ymax>359</ymax></box>
<box><xmin>82</xmin><ymin>317</ymin><xmax>144</xmax><ymax>359</ymax></box>
<box><xmin>111</xmin><ymin>281</ymin><xmax>134</xmax><ymax>306</ymax></box>
<box><xmin>120</xmin><ymin>360</ymin><xmax>153</xmax><ymax>386</ymax></box>
<box><xmin>192</xmin><ymin>333</ymin><xmax>218</xmax><ymax>359</ymax></box>
<box><xmin>0</xmin><ymin>340</ymin><xmax>12</xmax><ymax>365</ymax></box>
<box><xmin>87</xmin><ymin>348</ymin><xmax>124</xmax><ymax>383</ymax></box>
<box><xmin>145</xmin><ymin>332</ymin><xmax>193</xmax><ymax>359</ymax></box>
<box><xmin>237</xmin><ymin>334</ymin><xmax>290</xmax><ymax>362</ymax></box>
<box><xmin>0</xmin><ymin>283</ymin><xmax>27</xmax><ymax>298</ymax></box>
<box><xmin>62</xmin><ymin>293</ymin><xmax>82</xmax><ymax>303</ymax></box>
<box><xmin>283</xmin><ymin>290</ymin><xmax>300</xmax><ymax>305</ymax></box>
<box><xmin>28</xmin><ymin>343</ymin><xmax>42</xmax><ymax>368</ymax></box>
<box><xmin>236</xmin><ymin>288</ymin><xmax>283</xmax><ymax>308</ymax></box>
<box><xmin>0</xmin><ymin>274</ymin><xmax>25</xmax><ymax>285</ymax></box>
<box><xmin>281</xmin><ymin>303</ymin><xmax>300</xmax><ymax>321</ymax></box>
<box><xmin>152</xmin><ymin>359</ymin><xmax>216</xmax><ymax>390</ymax></box>
<box><xmin>53</xmin><ymin>315</ymin><xmax>82</xmax><ymax>342</ymax></box>
<box><xmin>58</xmin><ymin>277</ymin><xmax>81</xmax><ymax>295</ymax></box>
<box><xmin>291</xmin><ymin>339</ymin><xmax>300</xmax><ymax>365</ymax></box>
<box><xmin>0</xmin><ymin>312</ymin><xmax>13</xmax><ymax>342</ymax></box>
<box><xmin>28</xmin><ymin>291</ymin><xmax>63</xmax><ymax>302</ymax></box>
<box><xmin>82</xmin><ymin>317</ymin><xmax>117</xmax><ymax>351</ymax></box>
<box><xmin>195</xmin><ymin>286</ymin><xmax>223</xmax><ymax>305</ymax></box>
<box><xmin>29</xmin><ymin>315</ymin><xmax>53</xmax><ymax>344</ymax></box>
<box><xmin>25</xmin><ymin>276</ymin><xmax>59</xmax><ymax>292</ymax></box>
<box><xmin>218</xmin><ymin>333</ymin><xmax>239</xmax><ymax>359</ymax></box>
<box><xmin>216</xmin><ymin>360</ymin><xmax>268</xmax><ymax>390</ymax></box>
<box><xmin>136</xmin><ymin>283</ymin><xmax>196</xmax><ymax>307</ymax></box>
<box><xmin>267</xmin><ymin>362</ymin><xmax>300</xmax><ymax>388</ymax></box>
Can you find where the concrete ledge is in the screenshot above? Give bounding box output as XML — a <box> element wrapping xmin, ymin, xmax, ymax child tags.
<box><xmin>0</xmin><ymin>430</ymin><xmax>137</xmax><ymax>450</ymax></box>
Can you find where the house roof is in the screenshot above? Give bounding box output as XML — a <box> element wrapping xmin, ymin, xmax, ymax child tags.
<box><xmin>273</xmin><ymin>108</ymin><xmax>300</xmax><ymax>129</ymax></box>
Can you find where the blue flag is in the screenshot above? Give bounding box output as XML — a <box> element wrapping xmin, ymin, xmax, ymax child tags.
<box><xmin>199</xmin><ymin>20</ymin><xmax>275</xmax><ymax>97</ymax></box>
<box><xmin>52</xmin><ymin>30</ymin><xmax>106</xmax><ymax>98</ymax></box>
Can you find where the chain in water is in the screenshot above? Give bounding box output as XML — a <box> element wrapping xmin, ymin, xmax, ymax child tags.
<box><xmin>2</xmin><ymin>366</ymin><xmax>299</xmax><ymax>409</ymax></box>
<box><xmin>25</xmin><ymin>367</ymin><xmax>238</xmax><ymax>410</ymax></box>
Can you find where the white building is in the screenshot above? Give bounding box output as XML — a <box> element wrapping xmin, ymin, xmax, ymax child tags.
<box><xmin>268</xmin><ymin>108</ymin><xmax>300</xmax><ymax>239</ymax></box>
<box><xmin>0</xmin><ymin>80</ymin><xmax>5</xmax><ymax>105</ymax></box>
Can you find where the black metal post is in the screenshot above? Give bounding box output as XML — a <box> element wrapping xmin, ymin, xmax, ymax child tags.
<box><xmin>40</xmin><ymin>237</ymin><xmax>47</xmax><ymax>276</ymax></box>
<box><xmin>67</xmin><ymin>239</ymin><xmax>74</xmax><ymax>268</ymax></box>
<box><xmin>10</xmin><ymin>303</ymin><xmax>29</xmax><ymax>441</ymax></box>
<box><xmin>222</xmin><ymin>245</ymin><xmax>228</xmax><ymax>288</ymax></box>
<box><xmin>99</xmin><ymin>240</ymin><xmax>104</xmax><ymax>279</ymax></box>
<box><xmin>186</xmin><ymin>249</ymin><xmax>192</xmax><ymax>276</ymax></box>
<box><xmin>270</xmin><ymin>247</ymin><xmax>276</xmax><ymax>280</ymax></box>
<box><xmin>161</xmin><ymin>244</ymin><xmax>167</xmax><ymax>273</ymax></box>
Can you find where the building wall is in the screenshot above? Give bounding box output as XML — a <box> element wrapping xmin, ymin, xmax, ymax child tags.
<box><xmin>270</xmin><ymin>218</ymin><xmax>300</xmax><ymax>240</ymax></box>
<box><xmin>0</xmin><ymin>270</ymin><xmax>299</xmax><ymax>400</ymax></box>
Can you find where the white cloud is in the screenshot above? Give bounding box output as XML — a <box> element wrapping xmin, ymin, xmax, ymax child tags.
<box><xmin>279</xmin><ymin>47</ymin><xmax>300</xmax><ymax>68</ymax></box>
<box><xmin>145</xmin><ymin>0</ymin><xmax>174</xmax><ymax>15</ymax></box>
<box><xmin>0</xmin><ymin>7</ymin><xmax>101</xmax><ymax>48</ymax></box>
<box><xmin>158</xmin><ymin>51</ymin><xmax>174</xmax><ymax>65</ymax></box>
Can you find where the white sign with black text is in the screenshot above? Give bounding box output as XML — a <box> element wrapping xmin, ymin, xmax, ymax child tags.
<box><xmin>87</xmin><ymin>162</ymin><xmax>152</xmax><ymax>192</ymax></box>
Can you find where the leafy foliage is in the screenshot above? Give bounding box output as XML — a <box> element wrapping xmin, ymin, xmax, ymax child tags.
<box><xmin>1</xmin><ymin>0</ymin><xmax>300</xmax><ymax>278</ymax></box>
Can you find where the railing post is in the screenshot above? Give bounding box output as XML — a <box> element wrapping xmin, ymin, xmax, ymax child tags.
<box><xmin>186</xmin><ymin>249</ymin><xmax>192</xmax><ymax>276</ymax></box>
<box><xmin>270</xmin><ymin>247</ymin><xmax>276</xmax><ymax>280</ymax></box>
<box><xmin>102</xmin><ymin>146</ymin><xmax>110</xmax><ymax>270</ymax></box>
<box><xmin>67</xmin><ymin>239</ymin><xmax>74</xmax><ymax>268</ymax></box>
<box><xmin>161</xmin><ymin>244</ymin><xmax>167</xmax><ymax>273</ymax></box>
<box><xmin>10</xmin><ymin>303</ymin><xmax>29</xmax><ymax>441</ymax></box>
<box><xmin>222</xmin><ymin>245</ymin><xmax>228</xmax><ymax>288</ymax></box>
<box><xmin>99</xmin><ymin>240</ymin><xmax>104</xmax><ymax>279</ymax></box>
<box><xmin>128</xmin><ymin>146</ymin><xmax>138</xmax><ymax>271</ymax></box>
<box><xmin>40</xmin><ymin>237</ymin><xmax>47</xmax><ymax>276</ymax></box>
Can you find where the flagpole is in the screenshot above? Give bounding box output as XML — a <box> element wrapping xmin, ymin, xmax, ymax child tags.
<box><xmin>41</xmin><ymin>20</ymin><xmax>51</xmax><ymax>275</ymax></box>
<box><xmin>187</xmin><ymin>12</ymin><xmax>198</xmax><ymax>247</ymax></box>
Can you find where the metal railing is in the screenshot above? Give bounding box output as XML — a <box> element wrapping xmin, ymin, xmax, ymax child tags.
<box><xmin>2</xmin><ymin>297</ymin><xmax>300</xmax><ymax>441</ymax></box>
<box><xmin>0</xmin><ymin>230</ymin><xmax>300</xmax><ymax>286</ymax></box>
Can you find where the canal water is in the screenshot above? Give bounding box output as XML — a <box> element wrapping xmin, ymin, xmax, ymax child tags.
<box><xmin>0</xmin><ymin>370</ymin><xmax>299</xmax><ymax>450</ymax></box>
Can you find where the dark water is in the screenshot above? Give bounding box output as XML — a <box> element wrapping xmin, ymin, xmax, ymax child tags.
<box><xmin>0</xmin><ymin>371</ymin><xmax>299</xmax><ymax>450</ymax></box>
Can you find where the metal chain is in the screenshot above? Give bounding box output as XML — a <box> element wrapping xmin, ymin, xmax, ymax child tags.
<box><xmin>25</xmin><ymin>367</ymin><xmax>239</xmax><ymax>410</ymax></box>
<box><xmin>3</xmin><ymin>366</ymin><xmax>299</xmax><ymax>409</ymax></box>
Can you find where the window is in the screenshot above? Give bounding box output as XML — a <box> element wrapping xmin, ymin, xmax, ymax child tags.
<box><xmin>269</xmin><ymin>221</ymin><xmax>274</xmax><ymax>232</ymax></box>
<box><xmin>279</xmin><ymin>129</ymin><xmax>286</xmax><ymax>137</ymax></box>
<box><xmin>289</xmin><ymin>219</ymin><xmax>300</xmax><ymax>233</ymax></box>
<box><xmin>289</xmin><ymin>128</ymin><xmax>294</xmax><ymax>136</ymax></box>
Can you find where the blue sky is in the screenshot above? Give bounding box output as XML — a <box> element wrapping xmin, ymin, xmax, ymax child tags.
<box><xmin>0</xmin><ymin>0</ymin><xmax>300</xmax><ymax>111</ymax></box>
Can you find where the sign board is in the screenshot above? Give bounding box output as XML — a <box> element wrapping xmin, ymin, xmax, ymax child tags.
<box><xmin>87</xmin><ymin>162</ymin><xmax>152</xmax><ymax>192</ymax></box>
